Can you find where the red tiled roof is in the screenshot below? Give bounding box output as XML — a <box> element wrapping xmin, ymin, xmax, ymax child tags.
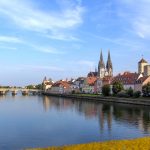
<box><xmin>52</xmin><ymin>81</ymin><xmax>71</xmax><ymax>88</ymax></box>
<box><xmin>86</xmin><ymin>77</ymin><xmax>97</xmax><ymax>86</ymax></box>
<box><xmin>112</xmin><ymin>72</ymin><xmax>140</xmax><ymax>85</ymax></box>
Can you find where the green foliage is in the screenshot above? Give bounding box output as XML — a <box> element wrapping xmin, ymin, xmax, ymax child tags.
<box><xmin>142</xmin><ymin>82</ymin><xmax>150</xmax><ymax>97</ymax></box>
<box><xmin>26</xmin><ymin>85</ymin><xmax>35</xmax><ymax>89</ymax></box>
<box><xmin>112</xmin><ymin>81</ymin><xmax>124</xmax><ymax>95</ymax></box>
<box><xmin>72</xmin><ymin>90</ymin><xmax>75</xmax><ymax>94</ymax></box>
<box><xmin>26</xmin><ymin>84</ymin><xmax>42</xmax><ymax>89</ymax></box>
<box><xmin>102</xmin><ymin>84</ymin><xmax>110</xmax><ymax>96</ymax></box>
<box><xmin>133</xmin><ymin>91</ymin><xmax>141</xmax><ymax>98</ymax></box>
<box><xmin>126</xmin><ymin>87</ymin><xmax>134</xmax><ymax>97</ymax></box>
<box><xmin>35</xmin><ymin>84</ymin><xmax>42</xmax><ymax>89</ymax></box>
<box><xmin>0</xmin><ymin>86</ymin><xmax>10</xmax><ymax>89</ymax></box>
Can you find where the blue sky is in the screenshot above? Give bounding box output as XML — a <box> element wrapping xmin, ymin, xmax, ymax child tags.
<box><xmin>0</xmin><ymin>0</ymin><xmax>150</xmax><ymax>86</ymax></box>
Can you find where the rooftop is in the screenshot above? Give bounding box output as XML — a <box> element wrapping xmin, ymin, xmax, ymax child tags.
<box><xmin>138</xmin><ymin>58</ymin><xmax>148</xmax><ymax>64</ymax></box>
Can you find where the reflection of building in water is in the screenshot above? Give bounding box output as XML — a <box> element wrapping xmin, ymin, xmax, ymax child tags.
<box><xmin>97</xmin><ymin>104</ymin><xmax>104</xmax><ymax>132</ymax></box>
<box><xmin>113</xmin><ymin>105</ymin><xmax>150</xmax><ymax>134</ymax></box>
<box><xmin>42</xmin><ymin>96</ymin><xmax>150</xmax><ymax>134</ymax></box>
<box><xmin>138</xmin><ymin>109</ymin><xmax>150</xmax><ymax>133</ymax></box>
<box><xmin>97</xmin><ymin>104</ymin><xmax>113</xmax><ymax>133</ymax></box>
<box><xmin>43</xmin><ymin>96</ymin><xmax>51</xmax><ymax>111</ymax></box>
<box><xmin>107</xmin><ymin>106</ymin><xmax>113</xmax><ymax>132</ymax></box>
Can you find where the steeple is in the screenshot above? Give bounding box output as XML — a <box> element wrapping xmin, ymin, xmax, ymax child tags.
<box><xmin>106</xmin><ymin>50</ymin><xmax>112</xmax><ymax>69</ymax></box>
<box><xmin>99</xmin><ymin>50</ymin><xmax>105</xmax><ymax>68</ymax></box>
<box><xmin>98</xmin><ymin>50</ymin><xmax>105</xmax><ymax>78</ymax></box>
<box><xmin>106</xmin><ymin>50</ymin><xmax>113</xmax><ymax>76</ymax></box>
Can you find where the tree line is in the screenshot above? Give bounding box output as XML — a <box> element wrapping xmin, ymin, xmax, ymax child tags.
<box><xmin>102</xmin><ymin>81</ymin><xmax>150</xmax><ymax>98</ymax></box>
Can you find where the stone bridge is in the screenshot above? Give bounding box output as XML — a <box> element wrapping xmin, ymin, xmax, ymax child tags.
<box><xmin>0</xmin><ymin>88</ymin><xmax>43</xmax><ymax>95</ymax></box>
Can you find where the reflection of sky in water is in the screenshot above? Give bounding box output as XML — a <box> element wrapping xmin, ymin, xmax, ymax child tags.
<box><xmin>0</xmin><ymin>94</ymin><xmax>150</xmax><ymax>150</ymax></box>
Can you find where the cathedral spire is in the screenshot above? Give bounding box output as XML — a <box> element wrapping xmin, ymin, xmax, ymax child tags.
<box><xmin>99</xmin><ymin>50</ymin><xmax>105</xmax><ymax>68</ymax></box>
<box><xmin>106</xmin><ymin>50</ymin><xmax>113</xmax><ymax>76</ymax></box>
<box><xmin>98</xmin><ymin>49</ymin><xmax>105</xmax><ymax>78</ymax></box>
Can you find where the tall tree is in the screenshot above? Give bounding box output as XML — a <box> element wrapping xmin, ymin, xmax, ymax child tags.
<box><xmin>142</xmin><ymin>82</ymin><xmax>150</xmax><ymax>97</ymax></box>
<box><xmin>102</xmin><ymin>84</ymin><xmax>110</xmax><ymax>96</ymax></box>
<box><xmin>112</xmin><ymin>81</ymin><xmax>124</xmax><ymax>95</ymax></box>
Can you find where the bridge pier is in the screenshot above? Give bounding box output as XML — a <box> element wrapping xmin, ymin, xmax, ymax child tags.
<box><xmin>12</xmin><ymin>90</ymin><xmax>17</xmax><ymax>95</ymax></box>
<box><xmin>0</xmin><ymin>91</ymin><xmax>6</xmax><ymax>95</ymax></box>
<box><xmin>22</xmin><ymin>90</ymin><xmax>29</xmax><ymax>96</ymax></box>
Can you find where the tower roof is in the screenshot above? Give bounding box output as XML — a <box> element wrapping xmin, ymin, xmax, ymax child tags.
<box><xmin>106</xmin><ymin>50</ymin><xmax>113</xmax><ymax>69</ymax></box>
<box><xmin>138</xmin><ymin>58</ymin><xmax>148</xmax><ymax>63</ymax></box>
<box><xmin>98</xmin><ymin>50</ymin><xmax>105</xmax><ymax>68</ymax></box>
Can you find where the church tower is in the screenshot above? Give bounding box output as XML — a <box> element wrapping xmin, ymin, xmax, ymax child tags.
<box><xmin>98</xmin><ymin>50</ymin><xmax>105</xmax><ymax>78</ymax></box>
<box><xmin>106</xmin><ymin>50</ymin><xmax>113</xmax><ymax>76</ymax></box>
<box><xmin>138</xmin><ymin>57</ymin><xmax>148</xmax><ymax>74</ymax></box>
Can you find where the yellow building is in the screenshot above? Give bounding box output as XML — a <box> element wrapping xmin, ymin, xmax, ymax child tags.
<box><xmin>138</xmin><ymin>58</ymin><xmax>148</xmax><ymax>74</ymax></box>
<box><xmin>144</xmin><ymin>65</ymin><xmax>150</xmax><ymax>76</ymax></box>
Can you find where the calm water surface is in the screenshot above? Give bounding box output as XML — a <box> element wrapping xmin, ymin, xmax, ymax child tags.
<box><xmin>0</xmin><ymin>94</ymin><xmax>150</xmax><ymax>150</ymax></box>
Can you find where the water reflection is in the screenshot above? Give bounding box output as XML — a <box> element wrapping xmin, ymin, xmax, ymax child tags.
<box><xmin>42</xmin><ymin>96</ymin><xmax>150</xmax><ymax>134</ymax></box>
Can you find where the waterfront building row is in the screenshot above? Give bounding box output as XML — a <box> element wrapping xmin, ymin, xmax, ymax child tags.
<box><xmin>42</xmin><ymin>51</ymin><xmax>150</xmax><ymax>94</ymax></box>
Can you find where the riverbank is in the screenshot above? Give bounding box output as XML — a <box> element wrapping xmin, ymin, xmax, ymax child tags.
<box><xmin>27</xmin><ymin>137</ymin><xmax>150</xmax><ymax>150</ymax></box>
<box><xmin>43</xmin><ymin>92</ymin><xmax>150</xmax><ymax>106</ymax></box>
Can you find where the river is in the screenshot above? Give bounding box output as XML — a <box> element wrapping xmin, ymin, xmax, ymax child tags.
<box><xmin>0</xmin><ymin>93</ymin><xmax>150</xmax><ymax>150</ymax></box>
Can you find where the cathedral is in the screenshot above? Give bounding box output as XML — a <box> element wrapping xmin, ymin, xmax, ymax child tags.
<box><xmin>87</xmin><ymin>50</ymin><xmax>113</xmax><ymax>78</ymax></box>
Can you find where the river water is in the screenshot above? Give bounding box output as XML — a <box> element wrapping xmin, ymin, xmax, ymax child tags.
<box><xmin>0</xmin><ymin>93</ymin><xmax>150</xmax><ymax>150</ymax></box>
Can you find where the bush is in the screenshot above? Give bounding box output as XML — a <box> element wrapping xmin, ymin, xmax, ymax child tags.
<box><xmin>142</xmin><ymin>82</ymin><xmax>150</xmax><ymax>97</ymax></box>
<box><xmin>72</xmin><ymin>90</ymin><xmax>75</xmax><ymax>94</ymax></box>
<box><xmin>126</xmin><ymin>87</ymin><xmax>134</xmax><ymax>97</ymax></box>
<box><xmin>117</xmin><ymin>90</ymin><xmax>129</xmax><ymax>98</ymax></box>
<box><xmin>102</xmin><ymin>84</ymin><xmax>110</xmax><ymax>96</ymax></box>
<box><xmin>112</xmin><ymin>81</ymin><xmax>124</xmax><ymax>95</ymax></box>
<box><xmin>133</xmin><ymin>91</ymin><xmax>141</xmax><ymax>98</ymax></box>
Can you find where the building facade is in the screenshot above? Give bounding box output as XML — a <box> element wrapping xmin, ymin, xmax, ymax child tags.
<box><xmin>144</xmin><ymin>65</ymin><xmax>150</xmax><ymax>76</ymax></box>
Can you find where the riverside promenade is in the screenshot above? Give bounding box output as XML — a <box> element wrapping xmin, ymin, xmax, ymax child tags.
<box><xmin>43</xmin><ymin>92</ymin><xmax>150</xmax><ymax>106</ymax></box>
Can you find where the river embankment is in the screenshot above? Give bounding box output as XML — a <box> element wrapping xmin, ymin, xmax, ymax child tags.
<box><xmin>43</xmin><ymin>92</ymin><xmax>150</xmax><ymax>106</ymax></box>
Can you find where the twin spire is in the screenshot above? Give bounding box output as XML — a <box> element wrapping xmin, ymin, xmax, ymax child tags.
<box><xmin>98</xmin><ymin>49</ymin><xmax>113</xmax><ymax>78</ymax></box>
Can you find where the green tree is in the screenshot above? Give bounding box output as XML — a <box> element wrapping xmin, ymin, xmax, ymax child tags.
<box><xmin>112</xmin><ymin>81</ymin><xmax>124</xmax><ymax>95</ymax></box>
<box><xmin>142</xmin><ymin>82</ymin><xmax>150</xmax><ymax>97</ymax></box>
<box><xmin>133</xmin><ymin>91</ymin><xmax>141</xmax><ymax>98</ymax></box>
<box><xmin>26</xmin><ymin>85</ymin><xmax>35</xmax><ymax>89</ymax></box>
<box><xmin>35</xmin><ymin>84</ymin><xmax>43</xmax><ymax>89</ymax></box>
<box><xmin>126</xmin><ymin>87</ymin><xmax>134</xmax><ymax>97</ymax></box>
<box><xmin>102</xmin><ymin>84</ymin><xmax>110</xmax><ymax>96</ymax></box>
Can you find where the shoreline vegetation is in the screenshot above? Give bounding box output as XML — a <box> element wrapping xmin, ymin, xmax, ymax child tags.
<box><xmin>27</xmin><ymin>137</ymin><xmax>150</xmax><ymax>150</ymax></box>
<box><xmin>43</xmin><ymin>92</ymin><xmax>150</xmax><ymax>106</ymax></box>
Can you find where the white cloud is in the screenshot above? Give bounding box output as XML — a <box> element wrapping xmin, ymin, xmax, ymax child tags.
<box><xmin>1</xmin><ymin>64</ymin><xmax>64</xmax><ymax>72</ymax></box>
<box><xmin>117</xmin><ymin>0</ymin><xmax>150</xmax><ymax>39</ymax></box>
<box><xmin>46</xmin><ymin>33</ymin><xmax>81</xmax><ymax>42</ymax></box>
<box><xmin>0</xmin><ymin>0</ymin><xmax>84</xmax><ymax>37</ymax></box>
<box><xmin>25</xmin><ymin>65</ymin><xmax>64</xmax><ymax>72</ymax></box>
<box><xmin>0</xmin><ymin>45</ymin><xmax>17</xmax><ymax>50</ymax></box>
<box><xmin>29</xmin><ymin>44</ymin><xmax>65</xmax><ymax>54</ymax></box>
<box><xmin>0</xmin><ymin>36</ymin><xmax>22</xmax><ymax>43</ymax></box>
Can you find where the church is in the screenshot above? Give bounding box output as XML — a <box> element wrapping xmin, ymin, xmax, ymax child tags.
<box><xmin>87</xmin><ymin>50</ymin><xmax>113</xmax><ymax>78</ymax></box>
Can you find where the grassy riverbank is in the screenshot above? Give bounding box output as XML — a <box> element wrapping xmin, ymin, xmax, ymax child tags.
<box><xmin>28</xmin><ymin>137</ymin><xmax>150</xmax><ymax>150</ymax></box>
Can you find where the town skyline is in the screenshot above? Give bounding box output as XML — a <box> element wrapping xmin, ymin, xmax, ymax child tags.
<box><xmin>0</xmin><ymin>0</ymin><xmax>150</xmax><ymax>86</ymax></box>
